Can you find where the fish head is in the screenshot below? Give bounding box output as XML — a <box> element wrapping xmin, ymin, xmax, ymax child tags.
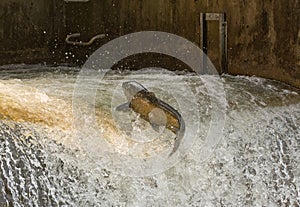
<box><xmin>122</xmin><ymin>81</ymin><xmax>147</xmax><ymax>101</ymax></box>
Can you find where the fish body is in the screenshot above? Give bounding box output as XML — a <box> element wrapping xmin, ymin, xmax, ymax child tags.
<box><xmin>116</xmin><ymin>81</ymin><xmax>185</xmax><ymax>156</ymax></box>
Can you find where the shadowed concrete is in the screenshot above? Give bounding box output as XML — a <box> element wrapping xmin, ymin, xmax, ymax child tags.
<box><xmin>0</xmin><ymin>0</ymin><xmax>299</xmax><ymax>87</ymax></box>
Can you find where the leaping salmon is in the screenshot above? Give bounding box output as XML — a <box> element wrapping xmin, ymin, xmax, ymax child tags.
<box><xmin>116</xmin><ymin>81</ymin><xmax>185</xmax><ymax>157</ymax></box>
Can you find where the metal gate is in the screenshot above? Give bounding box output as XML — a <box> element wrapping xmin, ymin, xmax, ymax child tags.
<box><xmin>200</xmin><ymin>13</ymin><xmax>228</xmax><ymax>74</ymax></box>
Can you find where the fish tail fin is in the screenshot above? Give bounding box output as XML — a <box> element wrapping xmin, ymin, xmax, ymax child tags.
<box><xmin>168</xmin><ymin>119</ymin><xmax>185</xmax><ymax>157</ymax></box>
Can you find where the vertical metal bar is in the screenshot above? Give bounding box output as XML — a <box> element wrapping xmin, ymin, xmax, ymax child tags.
<box><xmin>200</xmin><ymin>13</ymin><xmax>208</xmax><ymax>74</ymax></box>
<box><xmin>200</xmin><ymin>13</ymin><xmax>204</xmax><ymax>50</ymax></box>
<box><xmin>219</xmin><ymin>13</ymin><xmax>224</xmax><ymax>73</ymax></box>
<box><xmin>200</xmin><ymin>13</ymin><xmax>204</xmax><ymax>74</ymax></box>
<box><xmin>224</xmin><ymin>20</ymin><xmax>228</xmax><ymax>73</ymax></box>
<box><xmin>219</xmin><ymin>13</ymin><xmax>227</xmax><ymax>73</ymax></box>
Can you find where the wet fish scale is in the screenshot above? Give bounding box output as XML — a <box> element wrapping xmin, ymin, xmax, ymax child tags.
<box><xmin>130</xmin><ymin>96</ymin><xmax>179</xmax><ymax>133</ymax></box>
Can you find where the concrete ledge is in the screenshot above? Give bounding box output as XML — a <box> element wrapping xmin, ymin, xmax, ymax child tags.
<box><xmin>0</xmin><ymin>48</ymin><xmax>51</xmax><ymax>65</ymax></box>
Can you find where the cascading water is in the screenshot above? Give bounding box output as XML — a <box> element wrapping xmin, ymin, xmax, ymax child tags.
<box><xmin>0</xmin><ymin>64</ymin><xmax>299</xmax><ymax>206</ymax></box>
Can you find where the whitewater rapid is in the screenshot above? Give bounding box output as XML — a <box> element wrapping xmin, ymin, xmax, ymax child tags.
<box><xmin>0</xmin><ymin>65</ymin><xmax>299</xmax><ymax>206</ymax></box>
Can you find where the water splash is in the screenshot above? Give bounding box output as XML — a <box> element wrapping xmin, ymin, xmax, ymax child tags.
<box><xmin>0</xmin><ymin>65</ymin><xmax>299</xmax><ymax>206</ymax></box>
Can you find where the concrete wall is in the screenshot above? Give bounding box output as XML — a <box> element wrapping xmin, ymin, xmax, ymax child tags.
<box><xmin>0</xmin><ymin>0</ymin><xmax>299</xmax><ymax>87</ymax></box>
<box><xmin>0</xmin><ymin>0</ymin><xmax>65</xmax><ymax>64</ymax></box>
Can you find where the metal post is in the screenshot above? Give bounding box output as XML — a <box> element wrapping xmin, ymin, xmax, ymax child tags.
<box><xmin>219</xmin><ymin>13</ymin><xmax>227</xmax><ymax>73</ymax></box>
<box><xmin>200</xmin><ymin>13</ymin><xmax>208</xmax><ymax>74</ymax></box>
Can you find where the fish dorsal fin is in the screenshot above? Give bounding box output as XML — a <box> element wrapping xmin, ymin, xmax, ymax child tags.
<box><xmin>147</xmin><ymin>92</ymin><xmax>156</xmax><ymax>98</ymax></box>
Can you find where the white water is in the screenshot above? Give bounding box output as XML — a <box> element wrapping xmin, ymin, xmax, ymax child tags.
<box><xmin>0</xmin><ymin>65</ymin><xmax>299</xmax><ymax>206</ymax></box>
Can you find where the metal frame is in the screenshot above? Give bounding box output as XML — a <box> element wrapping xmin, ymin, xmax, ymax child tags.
<box><xmin>200</xmin><ymin>13</ymin><xmax>227</xmax><ymax>74</ymax></box>
<box><xmin>64</xmin><ymin>0</ymin><xmax>89</xmax><ymax>2</ymax></box>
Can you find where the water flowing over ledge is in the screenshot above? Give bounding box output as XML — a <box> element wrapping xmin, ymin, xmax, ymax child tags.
<box><xmin>0</xmin><ymin>65</ymin><xmax>299</xmax><ymax>206</ymax></box>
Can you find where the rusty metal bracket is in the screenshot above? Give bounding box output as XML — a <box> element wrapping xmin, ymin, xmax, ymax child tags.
<box><xmin>65</xmin><ymin>33</ymin><xmax>106</xmax><ymax>46</ymax></box>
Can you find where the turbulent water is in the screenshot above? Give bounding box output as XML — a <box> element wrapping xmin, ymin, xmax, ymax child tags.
<box><xmin>0</xmin><ymin>64</ymin><xmax>299</xmax><ymax>206</ymax></box>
